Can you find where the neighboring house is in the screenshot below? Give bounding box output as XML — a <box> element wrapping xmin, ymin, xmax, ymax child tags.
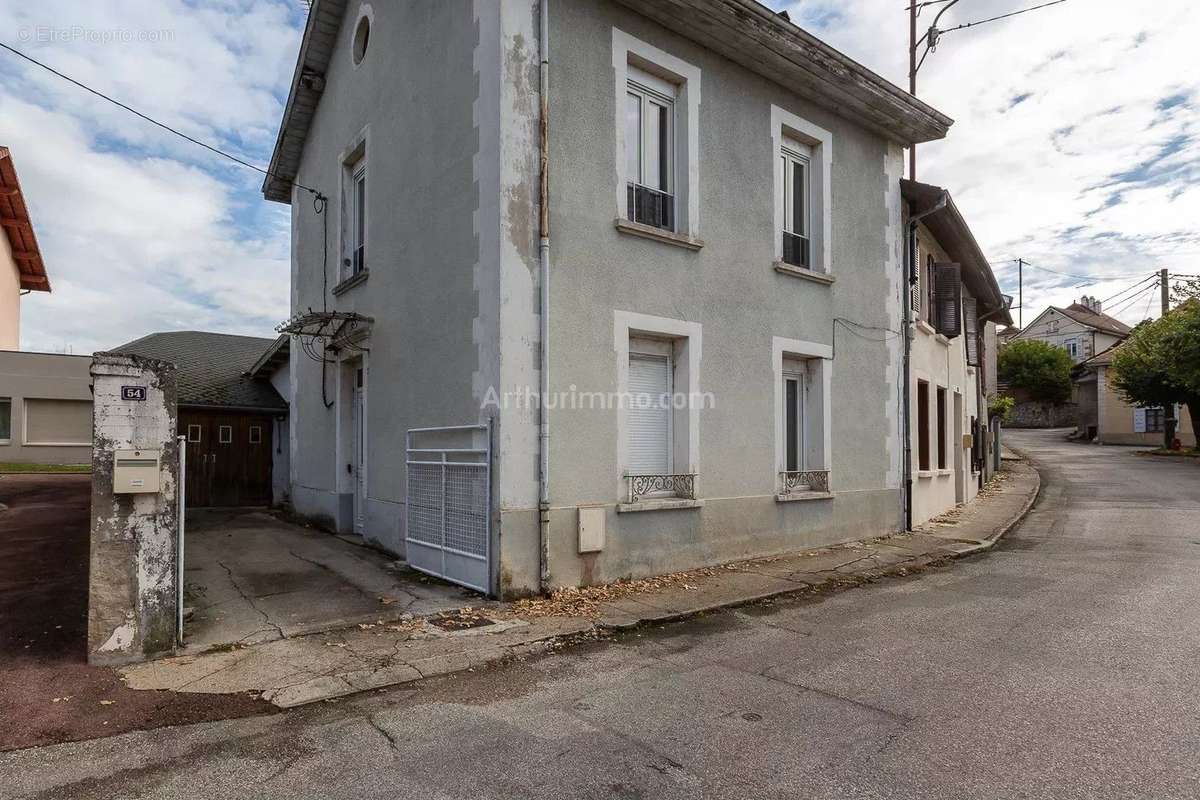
<box><xmin>263</xmin><ymin>0</ymin><xmax>952</xmax><ymax>595</ymax></box>
<box><xmin>902</xmin><ymin>179</ymin><xmax>1012</xmax><ymax>527</ymax></box>
<box><xmin>0</xmin><ymin>152</ymin><xmax>91</xmax><ymax>466</ymax></box>
<box><xmin>115</xmin><ymin>331</ymin><xmax>290</xmax><ymax>507</ymax></box>
<box><xmin>1073</xmin><ymin>345</ymin><xmax>1196</xmax><ymax>447</ymax></box>
<box><xmin>1</xmin><ymin>146</ymin><xmax>51</xmax><ymax>350</ymax></box>
<box><xmin>0</xmin><ymin>351</ymin><xmax>93</xmax><ymax>465</ymax></box>
<box><xmin>1011</xmin><ymin>297</ymin><xmax>1131</xmax><ymax>363</ymax></box>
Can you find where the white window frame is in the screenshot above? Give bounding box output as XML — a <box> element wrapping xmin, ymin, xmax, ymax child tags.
<box><xmin>626</xmin><ymin>68</ymin><xmax>675</xmax><ymax>197</ymax></box>
<box><xmin>218</xmin><ymin>425</ymin><xmax>233</xmax><ymax>445</ymax></box>
<box><xmin>187</xmin><ymin>424</ymin><xmax>201</xmax><ymax>443</ymax></box>
<box><xmin>614</xmin><ymin>311</ymin><xmax>702</xmax><ymax>502</ymax></box>
<box><xmin>782</xmin><ymin>363</ymin><xmax>809</xmax><ymax>472</ymax></box>
<box><xmin>773</xmin><ymin>337</ymin><xmax>832</xmax><ymax>480</ymax></box>
<box><xmin>338</xmin><ymin>128</ymin><xmax>369</xmax><ymax>282</ymax></box>
<box><xmin>779</xmin><ymin>138</ymin><xmax>812</xmax><ymax>267</ymax></box>
<box><xmin>771</xmin><ymin>106</ymin><xmax>832</xmax><ymax>275</ymax></box>
<box><xmin>613</xmin><ymin>29</ymin><xmax>701</xmax><ymax>238</ymax></box>
<box><xmin>1065</xmin><ymin>339</ymin><xmax>1079</xmax><ymax>359</ymax></box>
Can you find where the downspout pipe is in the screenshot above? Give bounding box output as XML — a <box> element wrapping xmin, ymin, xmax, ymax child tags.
<box><xmin>903</xmin><ymin>189</ymin><xmax>948</xmax><ymax>531</ymax></box>
<box><xmin>537</xmin><ymin>0</ymin><xmax>551</xmax><ymax>593</ymax></box>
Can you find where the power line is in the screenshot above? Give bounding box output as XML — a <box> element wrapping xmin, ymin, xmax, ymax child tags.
<box><xmin>1097</xmin><ymin>273</ymin><xmax>1159</xmax><ymax>305</ymax></box>
<box><xmin>0</xmin><ymin>40</ymin><xmax>324</xmax><ymax>199</ymax></box>
<box><xmin>1105</xmin><ymin>280</ymin><xmax>1159</xmax><ymax>318</ymax></box>
<box><xmin>938</xmin><ymin>0</ymin><xmax>1068</xmax><ymax>37</ymax></box>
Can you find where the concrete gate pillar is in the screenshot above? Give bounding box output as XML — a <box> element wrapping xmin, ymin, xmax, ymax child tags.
<box><xmin>87</xmin><ymin>352</ymin><xmax>180</xmax><ymax>665</ymax></box>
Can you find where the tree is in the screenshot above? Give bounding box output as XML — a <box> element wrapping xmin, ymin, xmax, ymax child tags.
<box><xmin>1110</xmin><ymin>300</ymin><xmax>1200</xmax><ymax>446</ymax></box>
<box><xmin>998</xmin><ymin>340</ymin><xmax>1074</xmax><ymax>403</ymax></box>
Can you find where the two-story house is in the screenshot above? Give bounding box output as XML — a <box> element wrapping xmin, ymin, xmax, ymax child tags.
<box><xmin>1010</xmin><ymin>297</ymin><xmax>1130</xmax><ymax>364</ymax></box>
<box><xmin>901</xmin><ymin>179</ymin><xmax>1011</xmax><ymax>527</ymax></box>
<box><xmin>263</xmin><ymin>0</ymin><xmax>953</xmax><ymax>596</ymax></box>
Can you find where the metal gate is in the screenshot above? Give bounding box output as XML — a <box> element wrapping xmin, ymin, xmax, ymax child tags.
<box><xmin>405</xmin><ymin>421</ymin><xmax>492</xmax><ymax>593</ymax></box>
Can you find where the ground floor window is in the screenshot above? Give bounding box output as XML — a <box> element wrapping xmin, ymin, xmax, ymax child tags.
<box><xmin>917</xmin><ymin>381</ymin><xmax>930</xmax><ymax>471</ymax></box>
<box><xmin>1144</xmin><ymin>407</ymin><xmax>1164</xmax><ymax>433</ymax></box>
<box><xmin>627</xmin><ymin>339</ymin><xmax>673</xmax><ymax>476</ymax></box>
<box><xmin>783</xmin><ymin>360</ymin><xmax>810</xmax><ymax>471</ymax></box>
<box><xmin>0</xmin><ymin>398</ymin><xmax>10</xmax><ymax>442</ymax></box>
<box><xmin>936</xmin><ymin>387</ymin><xmax>948</xmax><ymax>470</ymax></box>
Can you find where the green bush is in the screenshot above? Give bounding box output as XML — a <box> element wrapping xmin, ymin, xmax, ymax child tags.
<box><xmin>988</xmin><ymin>394</ymin><xmax>1015</xmax><ymax>422</ymax></box>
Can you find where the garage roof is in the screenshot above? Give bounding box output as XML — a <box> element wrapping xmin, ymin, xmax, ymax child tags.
<box><xmin>115</xmin><ymin>331</ymin><xmax>287</xmax><ymax>412</ymax></box>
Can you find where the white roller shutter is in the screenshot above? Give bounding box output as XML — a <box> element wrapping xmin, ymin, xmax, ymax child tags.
<box><xmin>628</xmin><ymin>352</ymin><xmax>672</xmax><ymax>475</ymax></box>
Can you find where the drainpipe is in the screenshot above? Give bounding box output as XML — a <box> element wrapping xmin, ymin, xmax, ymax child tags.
<box><xmin>537</xmin><ymin>0</ymin><xmax>552</xmax><ymax>593</ymax></box>
<box><xmin>903</xmin><ymin>189</ymin><xmax>948</xmax><ymax>531</ymax></box>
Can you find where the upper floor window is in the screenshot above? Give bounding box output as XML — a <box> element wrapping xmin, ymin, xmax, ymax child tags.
<box><xmin>625</xmin><ymin>68</ymin><xmax>676</xmax><ymax>232</ymax></box>
<box><xmin>779</xmin><ymin>138</ymin><xmax>812</xmax><ymax>269</ymax></box>
<box><xmin>771</xmin><ymin>106</ymin><xmax>832</xmax><ymax>275</ymax></box>
<box><xmin>1065</xmin><ymin>338</ymin><xmax>1079</xmax><ymax>359</ymax></box>
<box><xmin>349</xmin><ymin>156</ymin><xmax>366</xmax><ymax>277</ymax></box>
<box><xmin>613</xmin><ymin>30</ymin><xmax>701</xmax><ymax>243</ymax></box>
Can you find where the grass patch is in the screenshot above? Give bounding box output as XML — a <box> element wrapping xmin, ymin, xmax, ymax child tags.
<box><xmin>1144</xmin><ymin>448</ymin><xmax>1200</xmax><ymax>459</ymax></box>
<box><xmin>0</xmin><ymin>462</ymin><xmax>91</xmax><ymax>474</ymax></box>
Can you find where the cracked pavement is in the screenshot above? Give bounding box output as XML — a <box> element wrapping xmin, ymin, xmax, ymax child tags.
<box><xmin>5</xmin><ymin>430</ymin><xmax>1200</xmax><ymax>798</ymax></box>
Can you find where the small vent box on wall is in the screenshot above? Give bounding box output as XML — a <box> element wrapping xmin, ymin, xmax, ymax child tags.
<box><xmin>578</xmin><ymin>506</ymin><xmax>606</xmax><ymax>553</ymax></box>
<box><xmin>113</xmin><ymin>449</ymin><xmax>161</xmax><ymax>494</ymax></box>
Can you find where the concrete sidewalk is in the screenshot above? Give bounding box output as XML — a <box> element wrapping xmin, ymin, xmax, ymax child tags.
<box><xmin>120</xmin><ymin>458</ymin><xmax>1039</xmax><ymax>708</ymax></box>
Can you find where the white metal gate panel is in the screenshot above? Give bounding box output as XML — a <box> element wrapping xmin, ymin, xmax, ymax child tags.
<box><xmin>405</xmin><ymin>422</ymin><xmax>492</xmax><ymax>593</ymax></box>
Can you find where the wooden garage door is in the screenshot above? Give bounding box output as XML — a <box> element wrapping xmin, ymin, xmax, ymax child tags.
<box><xmin>180</xmin><ymin>411</ymin><xmax>273</xmax><ymax>507</ymax></box>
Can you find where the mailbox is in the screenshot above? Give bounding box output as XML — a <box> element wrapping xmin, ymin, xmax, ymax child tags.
<box><xmin>113</xmin><ymin>449</ymin><xmax>161</xmax><ymax>494</ymax></box>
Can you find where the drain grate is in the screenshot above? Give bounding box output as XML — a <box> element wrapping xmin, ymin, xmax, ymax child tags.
<box><xmin>427</xmin><ymin>609</ymin><xmax>495</xmax><ymax>631</ymax></box>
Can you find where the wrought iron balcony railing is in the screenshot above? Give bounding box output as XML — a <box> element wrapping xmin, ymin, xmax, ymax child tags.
<box><xmin>626</xmin><ymin>473</ymin><xmax>697</xmax><ymax>504</ymax></box>
<box><xmin>779</xmin><ymin>469</ymin><xmax>830</xmax><ymax>495</ymax></box>
<box><xmin>627</xmin><ymin>183</ymin><xmax>675</xmax><ymax>232</ymax></box>
<box><xmin>782</xmin><ymin>231</ymin><xmax>811</xmax><ymax>269</ymax></box>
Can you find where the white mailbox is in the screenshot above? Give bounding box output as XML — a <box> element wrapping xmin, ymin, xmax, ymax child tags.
<box><xmin>113</xmin><ymin>449</ymin><xmax>161</xmax><ymax>494</ymax></box>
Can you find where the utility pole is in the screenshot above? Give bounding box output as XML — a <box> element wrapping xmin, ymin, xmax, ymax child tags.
<box><xmin>1017</xmin><ymin>258</ymin><xmax>1024</xmax><ymax>328</ymax></box>
<box><xmin>909</xmin><ymin>1</ymin><xmax>918</xmax><ymax>179</ymax></box>
<box><xmin>1162</xmin><ymin>267</ymin><xmax>1176</xmax><ymax>449</ymax></box>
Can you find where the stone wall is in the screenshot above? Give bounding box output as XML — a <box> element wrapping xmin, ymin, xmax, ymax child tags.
<box><xmin>1008</xmin><ymin>401</ymin><xmax>1078</xmax><ymax>429</ymax></box>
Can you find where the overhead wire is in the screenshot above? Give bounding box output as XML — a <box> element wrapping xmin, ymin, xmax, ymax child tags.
<box><xmin>0</xmin><ymin>40</ymin><xmax>325</xmax><ymax>200</ymax></box>
<box><xmin>1104</xmin><ymin>280</ymin><xmax>1159</xmax><ymax>318</ymax></box>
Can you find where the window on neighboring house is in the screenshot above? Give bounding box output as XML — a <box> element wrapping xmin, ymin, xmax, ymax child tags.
<box><xmin>627</xmin><ymin>339</ymin><xmax>673</xmax><ymax>477</ymax></box>
<box><xmin>625</xmin><ymin>66</ymin><xmax>675</xmax><ymax>232</ymax></box>
<box><xmin>917</xmin><ymin>381</ymin><xmax>930</xmax><ymax>471</ymax></box>
<box><xmin>218</xmin><ymin>425</ymin><xmax>232</xmax><ymax>444</ymax></box>
<box><xmin>187</xmin><ymin>424</ymin><xmax>201</xmax><ymax>443</ymax></box>
<box><xmin>249</xmin><ymin>425</ymin><xmax>262</xmax><ymax>444</ymax></box>
<box><xmin>779</xmin><ymin>138</ymin><xmax>811</xmax><ymax>268</ymax></box>
<box><xmin>923</xmin><ymin>253</ymin><xmax>936</xmax><ymax>325</ymax></box>
<box><xmin>0</xmin><ymin>397</ymin><xmax>10</xmax><ymax>442</ymax></box>
<box><xmin>936</xmin><ymin>386</ymin><xmax>948</xmax><ymax>470</ymax></box>
<box><xmin>349</xmin><ymin>156</ymin><xmax>366</xmax><ymax>277</ymax></box>
<box><xmin>1145</xmin><ymin>407</ymin><xmax>1164</xmax><ymax>433</ymax></box>
<box><xmin>911</xmin><ymin>239</ymin><xmax>922</xmax><ymax>316</ymax></box>
<box><xmin>1065</xmin><ymin>339</ymin><xmax>1079</xmax><ymax>359</ymax></box>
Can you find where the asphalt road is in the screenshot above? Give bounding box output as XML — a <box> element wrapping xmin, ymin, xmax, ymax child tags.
<box><xmin>4</xmin><ymin>430</ymin><xmax>1199</xmax><ymax>799</ymax></box>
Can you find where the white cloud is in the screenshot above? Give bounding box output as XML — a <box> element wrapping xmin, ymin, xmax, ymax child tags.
<box><xmin>774</xmin><ymin>0</ymin><xmax>1200</xmax><ymax>327</ymax></box>
<box><xmin>0</xmin><ymin>0</ymin><xmax>302</xmax><ymax>353</ymax></box>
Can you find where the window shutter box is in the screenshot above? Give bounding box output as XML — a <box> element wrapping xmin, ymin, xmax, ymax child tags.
<box><xmin>933</xmin><ymin>262</ymin><xmax>963</xmax><ymax>338</ymax></box>
<box><xmin>964</xmin><ymin>298</ymin><xmax>979</xmax><ymax>365</ymax></box>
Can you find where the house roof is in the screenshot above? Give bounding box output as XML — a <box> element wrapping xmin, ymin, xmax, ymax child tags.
<box><xmin>0</xmin><ymin>147</ymin><xmax>50</xmax><ymax>292</ymax></box>
<box><xmin>901</xmin><ymin>179</ymin><xmax>1013</xmax><ymax>326</ymax></box>
<box><xmin>248</xmin><ymin>334</ymin><xmax>290</xmax><ymax>378</ymax></box>
<box><xmin>114</xmin><ymin>331</ymin><xmax>288</xmax><ymax>412</ymax></box>
<box><xmin>1055</xmin><ymin>303</ymin><xmax>1132</xmax><ymax>337</ymax></box>
<box><xmin>262</xmin><ymin>0</ymin><xmax>952</xmax><ymax>203</ymax></box>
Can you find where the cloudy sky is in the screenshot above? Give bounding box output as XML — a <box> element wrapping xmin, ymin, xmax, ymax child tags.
<box><xmin>2</xmin><ymin>0</ymin><xmax>1197</xmax><ymax>352</ymax></box>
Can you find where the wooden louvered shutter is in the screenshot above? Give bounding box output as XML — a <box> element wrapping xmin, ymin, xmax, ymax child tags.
<box><xmin>911</xmin><ymin>240</ymin><xmax>922</xmax><ymax>316</ymax></box>
<box><xmin>964</xmin><ymin>297</ymin><xmax>979</xmax><ymax>365</ymax></box>
<box><xmin>933</xmin><ymin>262</ymin><xmax>962</xmax><ymax>338</ymax></box>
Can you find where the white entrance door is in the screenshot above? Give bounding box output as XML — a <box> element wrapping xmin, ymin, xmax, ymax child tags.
<box><xmin>352</xmin><ymin>369</ymin><xmax>366</xmax><ymax>535</ymax></box>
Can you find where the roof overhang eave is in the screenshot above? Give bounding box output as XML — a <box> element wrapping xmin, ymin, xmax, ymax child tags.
<box><xmin>614</xmin><ymin>0</ymin><xmax>953</xmax><ymax>146</ymax></box>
